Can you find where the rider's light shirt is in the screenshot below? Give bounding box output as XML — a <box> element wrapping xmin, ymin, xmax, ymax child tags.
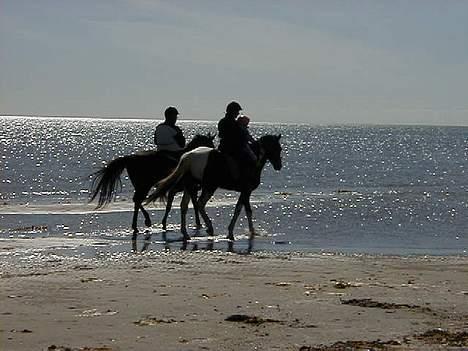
<box><xmin>154</xmin><ymin>124</ymin><xmax>184</xmax><ymax>152</ymax></box>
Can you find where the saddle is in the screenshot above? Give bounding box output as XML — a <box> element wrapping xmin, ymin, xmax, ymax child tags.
<box><xmin>224</xmin><ymin>154</ymin><xmax>241</xmax><ymax>181</ymax></box>
<box><xmin>220</xmin><ymin>151</ymin><xmax>255</xmax><ymax>183</ymax></box>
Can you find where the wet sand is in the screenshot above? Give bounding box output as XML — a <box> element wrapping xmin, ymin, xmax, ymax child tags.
<box><xmin>1</xmin><ymin>238</ymin><xmax>467</xmax><ymax>350</ymax></box>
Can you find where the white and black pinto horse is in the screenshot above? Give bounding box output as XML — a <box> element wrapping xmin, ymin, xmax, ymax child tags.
<box><xmin>146</xmin><ymin>134</ymin><xmax>283</xmax><ymax>240</ymax></box>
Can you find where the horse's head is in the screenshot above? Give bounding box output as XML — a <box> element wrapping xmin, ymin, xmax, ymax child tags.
<box><xmin>188</xmin><ymin>133</ymin><xmax>216</xmax><ymax>150</ymax></box>
<box><xmin>259</xmin><ymin>134</ymin><xmax>282</xmax><ymax>171</ymax></box>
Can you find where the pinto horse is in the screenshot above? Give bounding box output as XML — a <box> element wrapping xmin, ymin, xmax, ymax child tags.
<box><xmin>146</xmin><ymin>134</ymin><xmax>282</xmax><ymax>240</ymax></box>
<box><xmin>89</xmin><ymin>133</ymin><xmax>215</xmax><ymax>238</ymax></box>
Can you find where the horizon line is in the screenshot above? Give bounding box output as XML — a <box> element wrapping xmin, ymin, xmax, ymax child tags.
<box><xmin>1</xmin><ymin>114</ymin><xmax>467</xmax><ymax>128</ymax></box>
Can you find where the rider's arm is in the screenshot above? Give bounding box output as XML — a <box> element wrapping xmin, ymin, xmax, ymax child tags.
<box><xmin>154</xmin><ymin>126</ymin><xmax>160</xmax><ymax>145</ymax></box>
<box><xmin>217</xmin><ymin>119</ymin><xmax>228</xmax><ymax>140</ymax></box>
<box><xmin>173</xmin><ymin>126</ymin><xmax>186</xmax><ymax>148</ymax></box>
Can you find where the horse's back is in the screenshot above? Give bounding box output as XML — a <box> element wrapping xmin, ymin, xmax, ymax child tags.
<box><xmin>181</xmin><ymin>146</ymin><xmax>213</xmax><ymax>181</ymax></box>
<box><xmin>134</xmin><ymin>150</ymin><xmax>158</xmax><ymax>157</ymax></box>
<box><xmin>184</xmin><ymin>146</ymin><xmax>212</xmax><ymax>155</ymax></box>
<box><xmin>126</xmin><ymin>150</ymin><xmax>177</xmax><ymax>184</ymax></box>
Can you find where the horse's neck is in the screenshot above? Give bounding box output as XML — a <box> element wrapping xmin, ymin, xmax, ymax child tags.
<box><xmin>255</xmin><ymin>146</ymin><xmax>268</xmax><ymax>175</ymax></box>
<box><xmin>185</xmin><ymin>140</ymin><xmax>198</xmax><ymax>151</ymax></box>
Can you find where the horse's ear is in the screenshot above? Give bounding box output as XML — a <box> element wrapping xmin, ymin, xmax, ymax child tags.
<box><xmin>276</xmin><ymin>134</ymin><xmax>282</xmax><ymax>140</ymax></box>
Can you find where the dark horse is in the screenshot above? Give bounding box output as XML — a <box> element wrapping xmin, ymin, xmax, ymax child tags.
<box><xmin>89</xmin><ymin>134</ymin><xmax>215</xmax><ymax>238</ymax></box>
<box><xmin>146</xmin><ymin>134</ymin><xmax>282</xmax><ymax>240</ymax></box>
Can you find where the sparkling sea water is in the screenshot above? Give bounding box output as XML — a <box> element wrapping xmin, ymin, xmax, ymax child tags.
<box><xmin>0</xmin><ymin>116</ymin><xmax>467</xmax><ymax>255</ymax></box>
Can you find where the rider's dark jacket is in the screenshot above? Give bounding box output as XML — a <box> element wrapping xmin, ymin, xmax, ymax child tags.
<box><xmin>217</xmin><ymin>115</ymin><xmax>248</xmax><ymax>157</ymax></box>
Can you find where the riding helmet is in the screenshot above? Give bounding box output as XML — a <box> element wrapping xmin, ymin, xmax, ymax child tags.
<box><xmin>226</xmin><ymin>101</ymin><xmax>242</xmax><ymax>113</ymax></box>
<box><xmin>164</xmin><ymin>106</ymin><xmax>179</xmax><ymax>118</ymax></box>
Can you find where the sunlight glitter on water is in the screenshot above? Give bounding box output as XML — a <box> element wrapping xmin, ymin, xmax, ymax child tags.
<box><xmin>1</xmin><ymin>117</ymin><xmax>467</xmax><ymax>255</ymax></box>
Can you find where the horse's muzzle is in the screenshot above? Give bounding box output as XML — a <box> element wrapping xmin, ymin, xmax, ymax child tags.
<box><xmin>273</xmin><ymin>160</ymin><xmax>282</xmax><ymax>171</ymax></box>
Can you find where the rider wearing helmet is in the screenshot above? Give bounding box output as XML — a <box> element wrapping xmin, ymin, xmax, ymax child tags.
<box><xmin>218</xmin><ymin>101</ymin><xmax>245</xmax><ymax>155</ymax></box>
<box><xmin>154</xmin><ymin>106</ymin><xmax>186</xmax><ymax>152</ymax></box>
<box><xmin>218</xmin><ymin>101</ymin><xmax>256</xmax><ymax>171</ymax></box>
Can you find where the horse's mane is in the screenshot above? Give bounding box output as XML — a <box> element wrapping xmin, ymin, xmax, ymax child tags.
<box><xmin>189</xmin><ymin>133</ymin><xmax>213</xmax><ymax>142</ymax></box>
<box><xmin>258</xmin><ymin>134</ymin><xmax>278</xmax><ymax>142</ymax></box>
<box><xmin>186</xmin><ymin>133</ymin><xmax>215</xmax><ymax>149</ymax></box>
<box><xmin>251</xmin><ymin>134</ymin><xmax>280</xmax><ymax>154</ymax></box>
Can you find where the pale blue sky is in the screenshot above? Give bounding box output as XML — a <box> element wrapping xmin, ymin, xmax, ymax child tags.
<box><xmin>1</xmin><ymin>1</ymin><xmax>467</xmax><ymax>125</ymax></box>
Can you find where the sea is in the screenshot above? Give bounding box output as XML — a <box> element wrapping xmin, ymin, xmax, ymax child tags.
<box><xmin>1</xmin><ymin>116</ymin><xmax>467</xmax><ymax>256</ymax></box>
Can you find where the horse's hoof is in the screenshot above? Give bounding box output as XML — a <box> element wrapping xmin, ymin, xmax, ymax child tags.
<box><xmin>162</xmin><ymin>223</ymin><xmax>167</xmax><ymax>231</ymax></box>
<box><xmin>145</xmin><ymin>220</ymin><xmax>152</xmax><ymax>227</ymax></box>
<box><xmin>206</xmin><ymin>228</ymin><xmax>214</xmax><ymax>236</ymax></box>
<box><xmin>227</xmin><ymin>234</ymin><xmax>234</xmax><ymax>241</ymax></box>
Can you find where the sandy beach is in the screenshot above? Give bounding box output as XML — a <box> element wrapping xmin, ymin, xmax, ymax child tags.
<box><xmin>0</xmin><ymin>237</ymin><xmax>467</xmax><ymax>350</ymax></box>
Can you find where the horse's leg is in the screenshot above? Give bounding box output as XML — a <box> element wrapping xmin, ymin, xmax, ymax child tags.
<box><xmin>131</xmin><ymin>237</ymin><xmax>137</xmax><ymax>252</ymax></box>
<box><xmin>247</xmin><ymin>236</ymin><xmax>254</xmax><ymax>254</ymax></box>
<box><xmin>161</xmin><ymin>190</ymin><xmax>176</xmax><ymax>231</ymax></box>
<box><xmin>131</xmin><ymin>200</ymin><xmax>140</xmax><ymax>239</ymax></box>
<box><xmin>197</xmin><ymin>188</ymin><xmax>216</xmax><ymax>235</ymax></box>
<box><xmin>180</xmin><ymin>189</ymin><xmax>191</xmax><ymax>240</ymax></box>
<box><xmin>133</xmin><ymin>185</ymin><xmax>152</xmax><ymax>238</ymax></box>
<box><xmin>189</xmin><ymin>189</ymin><xmax>202</xmax><ymax>229</ymax></box>
<box><xmin>141</xmin><ymin>232</ymin><xmax>152</xmax><ymax>252</ymax></box>
<box><xmin>139</xmin><ymin>204</ymin><xmax>152</xmax><ymax>228</ymax></box>
<box><xmin>242</xmin><ymin>192</ymin><xmax>255</xmax><ymax>238</ymax></box>
<box><xmin>227</xmin><ymin>195</ymin><xmax>245</xmax><ymax>240</ymax></box>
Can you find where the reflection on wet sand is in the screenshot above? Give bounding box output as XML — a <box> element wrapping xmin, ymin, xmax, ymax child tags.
<box><xmin>131</xmin><ymin>232</ymin><xmax>254</xmax><ymax>255</ymax></box>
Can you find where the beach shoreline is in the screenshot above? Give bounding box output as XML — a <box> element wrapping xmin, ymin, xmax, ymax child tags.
<box><xmin>1</xmin><ymin>237</ymin><xmax>467</xmax><ymax>350</ymax></box>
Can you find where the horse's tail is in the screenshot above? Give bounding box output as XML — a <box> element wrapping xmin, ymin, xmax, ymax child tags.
<box><xmin>89</xmin><ymin>156</ymin><xmax>128</xmax><ymax>209</ymax></box>
<box><xmin>146</xmin><ymin>154</ymin><xmax>191</xmax><ymax>204</ymax></box>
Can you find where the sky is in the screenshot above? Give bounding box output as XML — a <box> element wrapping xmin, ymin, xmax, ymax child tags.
<box><xmin>1</xmin><ymin>0</ymin><xmax>468</xmax><ymax>125</ymax></box>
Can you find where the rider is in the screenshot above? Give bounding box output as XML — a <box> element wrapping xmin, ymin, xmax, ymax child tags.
<box><xmin>154</xmin><ymin>106</ymin><xmax>186</xmax><ymax>153</ymax></box>
<box><xmin>237</xmin><ymin>115</ymin><xmax>257</xmax><ymax>163</ymax></box>
<box><xmin>218</xmin><ymin>101</ymin><xmax>256</xmax><ymax>175</ymax></box>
